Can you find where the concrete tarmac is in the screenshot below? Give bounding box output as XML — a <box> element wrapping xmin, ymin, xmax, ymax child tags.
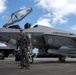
<box><xmin>0</xmin><ymin>58</ymin><xmax>76</xmax><ymax>75</ymax></box>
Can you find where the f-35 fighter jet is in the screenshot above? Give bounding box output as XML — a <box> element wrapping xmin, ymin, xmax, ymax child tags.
<box><xmin>0</xmin><ymin>7</ymin><xmax>76</xmax><ymax>62</ymax></box>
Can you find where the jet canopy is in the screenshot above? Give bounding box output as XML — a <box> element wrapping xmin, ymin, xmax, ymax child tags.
<box><xmin>3</xmin><ymin>7</ymin><xmax>32</xmax><ymax>28</ymax></box>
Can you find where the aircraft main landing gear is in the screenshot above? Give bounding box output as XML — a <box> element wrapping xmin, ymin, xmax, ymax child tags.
<box><xmin>59</xmin><ymin>55</ymin><xmax>66</xmax><ymax>62</ymax></box>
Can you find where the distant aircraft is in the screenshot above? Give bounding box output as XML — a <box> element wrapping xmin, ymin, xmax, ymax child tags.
<box><xmin>0</xmin><ymin>7</ymin><xmax>76</xmax><ymax>63</ymax></box>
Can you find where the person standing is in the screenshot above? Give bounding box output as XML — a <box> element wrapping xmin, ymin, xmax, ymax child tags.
<box><xmin>16</xmin><ymin>28</ymin><xmax>30</xmax><ymax>69</ymax></box>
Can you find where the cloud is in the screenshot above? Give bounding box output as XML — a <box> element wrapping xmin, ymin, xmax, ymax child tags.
<box><xmin>0</xmin><ymin>0</ymin><xmax>7</xmax><ymax>14</ymax></box>
<box><xmin>34</xmin><ymin>0</ymin><xmax>76</xmax><ymax>24</ymax></box>
<box><xmin>33</xmin><ymin>13</ymin><xmax>52</xmax><ymax>27</ymax></box>
<box><xmin>34</xmin><ymin>15</ymin><xmax>52</xmax><ymax>27</ymax></box>
<box><xmin>20</xmin><ymin>6</ymin><xmax>26</xmax><ymax>9</ymax></box>
<box><xmin>71</xmin><ymin>25</ymin><xmax>76</xmax><ymax>30</ymax></box>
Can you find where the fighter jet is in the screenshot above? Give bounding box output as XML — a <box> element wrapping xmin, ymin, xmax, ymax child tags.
<box><xmin>0</xmin><ymin>7</ymin><xmax>76</xmax><ymax>62</ymax></box>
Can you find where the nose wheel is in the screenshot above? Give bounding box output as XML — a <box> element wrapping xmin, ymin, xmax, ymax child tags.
<box><xmin>29</xmin><ymin>55</ymin><xmax>34</xmax><ymax>64</ymax></box>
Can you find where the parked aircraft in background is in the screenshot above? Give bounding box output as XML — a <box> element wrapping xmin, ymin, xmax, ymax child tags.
<box><xmin>0</xmin><ymin>7</ymin><xmax>76</xmax><ymax>63</ymax></box>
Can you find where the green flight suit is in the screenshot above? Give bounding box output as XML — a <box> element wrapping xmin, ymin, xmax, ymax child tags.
<box><xmin>16</xmin><ymin>33</ymin><xmax>30</xmax><ymax>67</ymax></box>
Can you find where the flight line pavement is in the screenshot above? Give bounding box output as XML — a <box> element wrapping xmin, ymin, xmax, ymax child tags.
<box><xmin>0</xmin><ymin>58</ymin><xmax>76</xmax><ymax>75</ymax></box>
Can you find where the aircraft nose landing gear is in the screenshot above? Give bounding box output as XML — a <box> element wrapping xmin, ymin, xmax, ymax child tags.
<box><xmin>59</xmin><ymin>55</ymin><xmax>66</xmax><ymax>62</ymax></box>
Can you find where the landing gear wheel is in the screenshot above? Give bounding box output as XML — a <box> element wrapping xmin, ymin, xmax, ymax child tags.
<box><xmin>29</xmin><ymin>56</ymin><xmax>34</xmax><ymax>64</ymax></box>
<box><xmin>59</xmin><ymin>56</ymin><xmax>66</xmax><ymax>62</ymax></box>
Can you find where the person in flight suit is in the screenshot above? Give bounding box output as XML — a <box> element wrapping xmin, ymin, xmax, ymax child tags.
<box><xmin>16</xmin><ymin>28</ymin><xmax>30</xmax><ymax>69</ymax></box>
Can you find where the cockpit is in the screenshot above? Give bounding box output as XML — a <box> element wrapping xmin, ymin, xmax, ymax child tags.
<box><xmin>8</xmin><ymin>22</ymin><xmax>31</xmax><ymax>29</ymax></box>
<box><xmin>3</xmin><ymin>7</ymin><xmax>32</xmax><ymax>28</ymax></box>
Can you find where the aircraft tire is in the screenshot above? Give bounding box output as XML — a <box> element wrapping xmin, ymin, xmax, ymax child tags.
<box><xmin>29</xmin><ymin>56</ymin><xmax>34</xmax><ymax>64</ymax></box>
<box><xmin>59</xmin><ymin>56</ymin><xmax>66</xmax><ymax>62</ymax></box>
